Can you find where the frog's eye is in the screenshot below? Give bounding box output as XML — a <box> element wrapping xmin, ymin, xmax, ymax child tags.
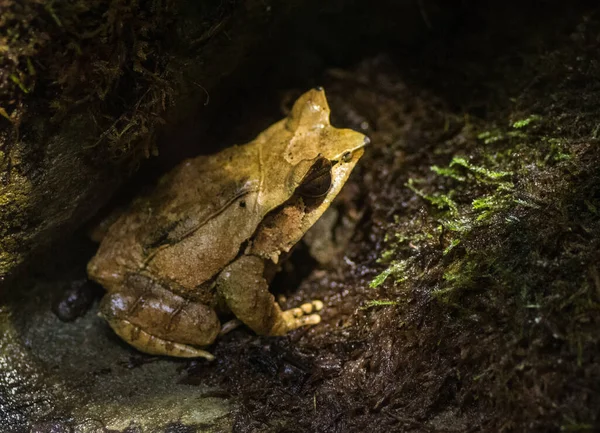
<box><xmin>297</xmin><ymin>157</ymin><xmax>332</xmax><ymax>198</ymax></box>
<box><xmin>341</xmin><ymin>151</ymin><xmax>353</xmax><ymax>163</ymax></box>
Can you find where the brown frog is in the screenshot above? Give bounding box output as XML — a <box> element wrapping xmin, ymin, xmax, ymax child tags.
<box><xmin>87</xmin><ymin>88</ymin><xmax>368</xmax><ymax>359</ymax></box>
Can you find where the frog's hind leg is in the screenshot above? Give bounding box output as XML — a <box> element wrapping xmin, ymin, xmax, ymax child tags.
<box><xmin>99</xmin><ymin>290</ymin><xmax>220</xmax><ymax>359</ymax></box>
<box><xmin>216</xmin><ymin>255</ymin><xmax>324</xmax><ymax>336</ymax></box>
<box><xmin>107</xmin><ymin>317</ymin><xmax>215</xmax><ymax>359</ymax></box>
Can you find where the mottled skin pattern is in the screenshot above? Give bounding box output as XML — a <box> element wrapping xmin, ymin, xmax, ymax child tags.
<box><xmin>87</xmin><ymin>88</ymin><xmax>367</xmax><ymax>359</ymax></box>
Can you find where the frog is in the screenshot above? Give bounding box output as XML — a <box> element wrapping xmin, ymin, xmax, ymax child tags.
<box><xmin>87</xmin><ymin>88</ymin><xmax>368</xmax><ymax>359</ymax></box>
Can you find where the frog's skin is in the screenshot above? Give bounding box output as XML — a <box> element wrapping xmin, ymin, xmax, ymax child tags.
<box><xmin>87</xmin><ymin>88</ymin><xmax>368</xmax><ymax>359</ymax></box>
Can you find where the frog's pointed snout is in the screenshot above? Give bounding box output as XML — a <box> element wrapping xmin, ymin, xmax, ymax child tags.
<box><xmin>354</xmin><ymin>134</ymin><xmax>370</xmax><ymax>151</ymax></box>
<box><xmin>350</xmin><ymin>132</ymin><xmax>370</xmax><ymax>153</ymax></box>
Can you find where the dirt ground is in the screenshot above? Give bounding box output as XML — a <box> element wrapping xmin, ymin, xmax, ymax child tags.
<box><xmin>2</xmin><ymin>1</ymin><xmax>600</xmax><ymax>432</ymax></box>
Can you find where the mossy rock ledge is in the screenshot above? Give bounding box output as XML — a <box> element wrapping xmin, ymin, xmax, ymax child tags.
<box><xmin>0</xmin><ymin>0</ymin><xmax>305</xmax><ymax>283</ymax></box>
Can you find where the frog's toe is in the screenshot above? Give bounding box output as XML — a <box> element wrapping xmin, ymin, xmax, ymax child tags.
<box><xmin>301</xmin><ymin>300</ymin><xmax>324</xmax><ymax>313</ymax></box>
<box><xmin>297</xmin><ymin>313</ymin><xmax>321</xmax><ymax>326</ymax></box>
<box><xmin>289</xmin><ymin>307</ymin><xmax>305</xmax><ymax>318</ymax></box>
<box><xmin>279</xmin><ymin>311</ymin><xmax>322</xmax><ymax>333</ymax></box>
<box><xmin>106</xmin><ymin>317</ymin><xmax>215</xmax><ymax>360</ymax></box>
<box><xmin>284</xmin><ymin>300</ymin><xmax>324</xmax><ymax>319</ymax></box>
<box><xmin>278</xmin><ymin>300</ymin><xmax>324</xmax><ymax>332</ymax></box>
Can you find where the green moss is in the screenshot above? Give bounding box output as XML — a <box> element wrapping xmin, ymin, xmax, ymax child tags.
<box><xmin>370</xmin><ymin>260</ymin><xmax>410</xmax><ymax>288</ymax></box>
<box><xmin>440</xmin><ymin>215</ymin><xmax>472</xmax><ymax>233</ymax></box>
<box><xmin>371</xmin><ymin>97</ymin><xmax>594</xmax><ymax>311</ymax></box>
<box><xmin>560</xmin><ymin>421</ymin><xmax>595</xmax><ymax>432</ymax></box>
<box><xmin>430</xmin><ymin>165</ymin><xmax>466</xmax><ymax>181</ymax></box>
<box><xmin>0</xmin><ymin>0</ymin><xmax>178</xmax><ymax>160</ymax></box>
<box><xmin>0</xmin><ymin>158</ymin><xmax>33</xmax><ymax>277</ymax></box>
<box><xmin>442</xmin><ymin>238</ymin><xmax>460</xmax><ymax>256</ymax></box>
<box><xmin>406</xmin><ymin>178</ymin><xmax>458</xmax><ymax>215</ymax></box>
<box><xmin>449</xmin><ymin>156</ymin><xmax>513</xmax><ymax>184</ymax></box>
<box><xmin>477</xmin><ymin>129</ymin><xmax>505</xmax><ymax>144</ymax></box>
<box><xmin>9</xmin><ymin>74</ymin><xmax>30</xmax><ymax>94</ymax></box>
<box><xmin>511</xmin><ymin>114</ymin><xmax>542</xmax><ymax>129</ymax></box>
<box><xmin>360</xmin><ymin>300</ymin><xmax>399</xmax><ymax>310</ymax></box>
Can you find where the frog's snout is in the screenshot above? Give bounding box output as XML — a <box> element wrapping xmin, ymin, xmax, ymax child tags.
<box><xmin>363</xmin><ymin>136</ymin><xmax>371</xmax><ymax>145</ymax></box>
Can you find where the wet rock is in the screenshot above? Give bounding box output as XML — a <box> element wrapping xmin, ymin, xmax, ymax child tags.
<box><xmin>1</xmin><ymin>279</ymin><xmax>232</xmax><ymax>432</ymax></box>
<box><xmin>52</xmin><ymin>280</ymin><xmax>101</xmax><ymax>322</ymax></box>
<box><xmin>30</xmin><ymin>421</ymin><xmax>73</xmax><ymax>433</ymax></box>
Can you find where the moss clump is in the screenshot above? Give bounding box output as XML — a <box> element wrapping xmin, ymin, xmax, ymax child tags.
<box><xmin>371</xmin><ymin>108</ymin><xmax>577</xmax><ymax>296</ymax></box>
<box><xmin>360</xmin><ymin>300</ymin><xmax>399</xmax><ymax>310</ymax></box>
<box><xmin>363</xmin><ymin>9</ymin><xmax>600</xmax><ymax>430</ymax></box>
<box><xmin>0</xmin><ymin>0</ymin><xmax>177</xmax><ymax>159</ymax></box>
<box><xmin>0</xmin><ymin>164</ymin><xmax>31</xmax><ymax>278</ymax></box>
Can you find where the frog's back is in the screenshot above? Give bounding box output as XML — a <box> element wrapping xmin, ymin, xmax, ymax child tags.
<box><xmin>88</xmin><ymin>142</ymin><xmax>265</xmax><ymax>293</ymax></box>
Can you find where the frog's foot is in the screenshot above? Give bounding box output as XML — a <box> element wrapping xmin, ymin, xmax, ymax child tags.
<box><xmin>219</xmin><ymin>301</ymin><xmax>324</xmax><ymax>336</ymax></box>
<box><xmin>107</xmin><ymin>317</ymin><xmax>215</xmax><ymax>360</ymax></box>
<box><xmin>272</xmin><ymin>300</ymin><xmax>324</xmax><ymax>335</ymax></box>
<box><xmin>217</xmin><ymin>256</ymin><xmax>325</xmax><ymax>337</ymax></box>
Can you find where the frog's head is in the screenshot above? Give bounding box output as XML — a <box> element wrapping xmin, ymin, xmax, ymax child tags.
<box><xmin>281</xmin><ymin>87</ymin><xmax>368</xmax><ymax>233</ymax></box>
<box><xmin>247</xmin><ymin>88</ymin><xmax>367</xmax><ymax>260</ymax></box>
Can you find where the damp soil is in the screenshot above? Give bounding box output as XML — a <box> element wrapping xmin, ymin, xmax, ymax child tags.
<box><xmin>2</xmin><ymin>1</ymin><xmax>600</xmax><ymax>432</ymax></box>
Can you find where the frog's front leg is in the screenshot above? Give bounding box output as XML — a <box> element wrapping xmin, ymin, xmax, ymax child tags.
<box><xmin>100</xmin><ymin>288</ymin><xmax>220</xmax><ymax>359</ymax></box>
<box><xmin>216</xmin><ymin>255</ymin><xmax>323</xmax><ymax>336</ymax></box>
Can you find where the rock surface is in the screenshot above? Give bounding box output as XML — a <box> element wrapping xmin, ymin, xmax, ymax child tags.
<box><xmin>1</xmin><ymin>286</ymin><xmax>232</xmax><ymax>432</ymax></box>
